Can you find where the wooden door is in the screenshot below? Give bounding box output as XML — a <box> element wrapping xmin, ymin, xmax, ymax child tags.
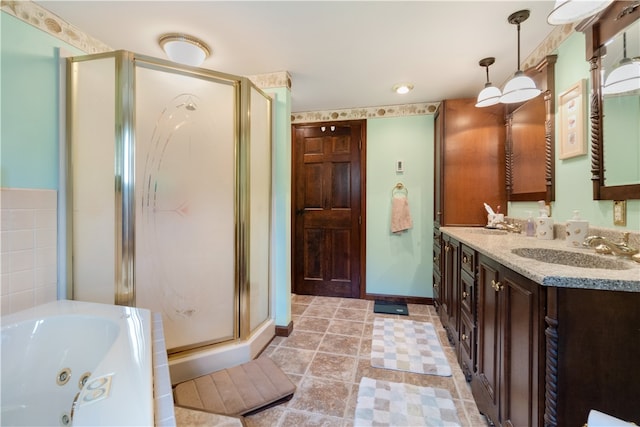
<box><xmin>499</xmin><ymin>268</ymin><xmax>543</xmax><ymax>427</ymax></box>
<box><xmin>292</xmin><ymin>120</ymin><xmax>364</xmax><ymax>298</ymax></box>
<box><xmin>474</xmin><ymin>255</ymin><xmax>501</xmax><ymax>426</ymax></box>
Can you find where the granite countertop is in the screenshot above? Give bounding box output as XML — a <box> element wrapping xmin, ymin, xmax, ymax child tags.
<box><xmin>439</xmin><ymin>226</ymin><xmax>640</xmax><ymax>292</ymax></box>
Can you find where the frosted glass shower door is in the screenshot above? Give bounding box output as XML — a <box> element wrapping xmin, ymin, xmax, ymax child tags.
<box><xmin>249</xmin><ymin>86</ymin><xmax>272</xmax><ymax>331</ymax></box>
<box><xmin>134</xmin><ymin>64</ymin><xmax>237</xmax><ymax>351</ymax></box>
<box><xmin>70</xmin><ymin>56</ymin><xmax>117</xmax><ymax>304</ymax></box>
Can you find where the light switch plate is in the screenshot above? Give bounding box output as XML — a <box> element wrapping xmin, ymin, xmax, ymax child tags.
<box><xmin>396</xmin><ymin>160</ymin><xmax>404</xmax><ymax>173</ymax></box>
<box><xmin>613</xmin><ymin>200</ymin><xmax>626</xmax><ymax>226</ymax></box>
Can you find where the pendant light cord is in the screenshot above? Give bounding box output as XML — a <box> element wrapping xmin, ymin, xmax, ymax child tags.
<box><xmin>516</xmin><ymin>22</ymin><xmax>521</xmax><ymax>72</ymax></box>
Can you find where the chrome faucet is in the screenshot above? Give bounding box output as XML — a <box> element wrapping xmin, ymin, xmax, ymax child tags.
<box><xmin>494</xmin><ymin>220</ymin><xmax>522</xmax><ymax>234</ymax></box>
<box><xmin>583</xmin><ymin>232</ymin><xmax>639</xmax><ymax>258</ymax></box>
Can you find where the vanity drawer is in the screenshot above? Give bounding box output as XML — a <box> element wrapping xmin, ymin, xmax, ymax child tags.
<box><xmin>461</xmin><ymin>245</ymin><xmax>475</xmax><ymax>276</ymax></box>
<box><xmin>460</xmin><ymin>269</ymin><xmax>475</xmax><ymax>319</ymax></box>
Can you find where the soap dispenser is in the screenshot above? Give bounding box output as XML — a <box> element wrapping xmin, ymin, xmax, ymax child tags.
<box><xmin>525</xmin><ymin>211</ymin><xmax>535</xmax><ymax>237</ymax></box>
<box><xmin>536</xmin><ymin>202</ymin><xmax>554</xmax><ymax>240</ymax></box>
<box><xmin>566</xmin><ymin>210</ymin><xmax>588</xmax><ymax>248</ymax></box>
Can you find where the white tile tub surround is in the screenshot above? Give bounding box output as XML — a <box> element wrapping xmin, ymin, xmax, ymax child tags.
<box><xmin>153</xmin><ymin>313</ymin><xmax>176</xmax><ymax>427</ymax></box>
<box><xmin>1</xmin><ymin>188</ymin><xmax>58</xmax><ymax>315</ymax></box>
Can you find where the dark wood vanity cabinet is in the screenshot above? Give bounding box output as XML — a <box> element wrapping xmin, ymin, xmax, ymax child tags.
<box><xmin>473</xmin><ymin>254</ymin><xmax>545</xmax><ymax>427</ymax></box>
<box><xmin>433</xmin><ymin>98</ymin><xmax>507</xmax><ymax>227</ymax></box>
<box><xmin>545</xmin><ymin>288</ymin><xmax>640</xmax><ymax>426</ymax></box>
<box><xmin>436</xmin><ymin>235</ymin><xmax>477</xmax><ymax>382</ymax></box>
<box><xmin>439</xmin><ymin>230</ymin><xmax>640</xmax><ymax>427</ymax></box>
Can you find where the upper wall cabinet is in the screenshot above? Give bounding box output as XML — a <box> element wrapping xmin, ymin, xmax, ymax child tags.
<box><xmin>580</xmin><ymin>1</ymin><xmax>640</xmax><ymax>200</ymax></box>
<box><xmin>505</xmin><ymin>55</ymin><xmax>557</xmax><ymax>203</ymax></box>
<box><xmin>434</xmin><ymin>98</ymin><xmax>507</xmax><ymax>227</ymax></box>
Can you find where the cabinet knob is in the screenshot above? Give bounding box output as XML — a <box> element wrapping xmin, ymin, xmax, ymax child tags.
<box><xmin>462</xmin><ymin>291</ymin><xmax>468</xmax><ymax>299</ymax></box>
<box><xmin>463</xmin><ymin>255</ymin><xmax>468</xmax><ymax>264</ymax></box>
<box><xmin>433</xmin><ymin>283</ymin><xmax>439</xmax><ymax>288</ymax></box>
<box><xmin>445</xmin><ymin>245</ymin><xmax>451</xmax><ymax>253</ymax></box>
<box><xmin>491</xmin><ymin>279</ymin><xmax>503</xmax><ymax>291</ymax></box>
<box><xmin>462</xmin><ymin>333</ymin><xmax>468</xmax><ymax>342</ymax></box>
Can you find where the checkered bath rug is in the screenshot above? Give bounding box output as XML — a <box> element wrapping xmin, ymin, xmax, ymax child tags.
<box><xmin>371</xmin><ymin>317</ymin><xmax>452</xmax><ymax>376</ymax></box>
<box><xmin>354</xmin><ymin>377</ymin><xmax>461</xmax><ymax>426</ymax></box>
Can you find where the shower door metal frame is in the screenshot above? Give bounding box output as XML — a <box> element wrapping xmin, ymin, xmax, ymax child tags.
<box><xmin>66</xmin><ymin>50</ymin><xmax>272</xmax><ymax>352</ymax></box>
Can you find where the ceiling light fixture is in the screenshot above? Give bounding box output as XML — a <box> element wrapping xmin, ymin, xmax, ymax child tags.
<box><xmin>475</xmin><ymin>57</ymin><xmax>502</xmax><ymax>107</ymax></box>
<box><xmin>603</xmin><ymin>32</ymin><xmax>640</xmax><ymax>95</ymax></box>
<box><xmin>393</xmin><ymin>83</ymin><xmax>414</xmax><ymax>94</ymax></box>
<box><xmin>159</xmin><ymin>33</ymin><xmax>211</xmax><ymax>67</ymax></box>
<box><xmin>547</xmin><ymin>0</ymin><xmax>613</xmax><ymax>25</ymax></box>
<box><xmin>500</xmin><ymin>10</ymin><xmax>541</xmax><ymax>104</ymax></box>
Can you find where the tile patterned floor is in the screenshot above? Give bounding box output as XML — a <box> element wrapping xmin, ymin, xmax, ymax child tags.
<box><xmin>243</xmin><ymin>294</ymin><xmax>489</xmax><ymax>427</ymax></box>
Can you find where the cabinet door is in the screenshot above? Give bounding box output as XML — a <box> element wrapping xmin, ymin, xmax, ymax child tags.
<box><xmin>433</xmin><ymin>108</ymin><xmax>443</xmax><ymax>227</ymax></box>
<box><xmin>441</xmin><ymin>98</ymin><xmax>506</xmax><ymax>226</ymax></box>
<box><xmin>442</xmin><ymin>237</ymin><xmax>460</xmax><ymax>345</ymax></box>
<box><xmin>474</xmin><ymin>256</ymin><xmax>501</xmax><ymax>426</ymax></box>
<box><xmin>499</xmin><ymin>268</ymin><xmax>543</xmax><ymax>427</ymax></box>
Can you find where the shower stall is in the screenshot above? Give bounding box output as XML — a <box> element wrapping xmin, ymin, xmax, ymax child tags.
<box><xmin>65</xmin><ymin>50</ymin><xmax>273</xmax><ymax>366</ymax></box>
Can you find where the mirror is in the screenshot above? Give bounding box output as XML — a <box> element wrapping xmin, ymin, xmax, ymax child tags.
<box><xmin>581</xmin><ymin>1</ymin><xmax>640</xmax><ymax>199</ymax></box>
<box><xmin>506</xmin><ymin>55</ymin><xmax>557</xmax><ymax>202</ymax></box>
<box><xmin>602</xmin><ymin>19</ymin><xmax>640</xmax><ymax>187</ymax></box>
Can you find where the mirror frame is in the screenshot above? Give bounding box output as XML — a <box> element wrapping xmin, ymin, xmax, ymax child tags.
<box><xmin>505</xmin><ymin>55</ymin><xmax>557</xmax><ymax>203</ymax></box>
<box><xmin>580</xmin><ymin>1</ymin><xmax>640</xmax><ymax>200</ymax></box>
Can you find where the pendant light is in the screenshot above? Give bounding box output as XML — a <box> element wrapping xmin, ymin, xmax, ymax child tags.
<box><xmin>500</xmin><ymin>10</ymin><xmax>541</xmax><ymax>104</ymax></box>
<box><xmin>476</xmin><ymin>57</ymin><xmax>502</xmax><ymax>107</ymax></box>
<box><xmin>603</xmin><ymin>33</ymin><xmax>640</xmax><ymax>95</ymax></box>
<box><xmin>547</xmin><ymin>0</ymin><xmax>613</xmax><ymax>25</ymax></box>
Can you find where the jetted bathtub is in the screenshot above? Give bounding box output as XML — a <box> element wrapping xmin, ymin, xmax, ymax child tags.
<box><xmin>1</xmin><ymin>300</ymin><xmax>153</xmax><ymax>426</ymax></box>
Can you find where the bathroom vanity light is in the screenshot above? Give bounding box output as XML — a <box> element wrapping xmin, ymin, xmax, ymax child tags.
<box><xmin>393</xmin><ymin>83</ymin><xmax>414</xmax><ymax>94</ymax></box>
<box><xmin>159</xmin><ymin>33</ymin><xmax>211</xmax><ymax>67</ymax></box>
<box><xmin>500</xmin><ymin>10</ymin><xmax>541</xmax><ymax>104</ymax></box>
<box><xmin>475</xmin><ymin>57</ymin><xmax>502</xmax><ymax>107</ymax></box>
<box><xmin>603</xmin><ymin>33</ymin><xmax>640</xmax><ymax>95</ymax></box>
<box><xmin>547</xmin><ymin>0</ymin><xmax>613</xmax><ymax>25</ymax></box>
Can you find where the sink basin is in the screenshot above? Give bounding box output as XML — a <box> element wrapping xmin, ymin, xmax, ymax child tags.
<box><xmin>511</xmin><ymin>248</ymin><xmax>631</xmax><ymax>270</ymax></box>
<box><xmin>468</xmin><ymin>228</ymin><xmax>508</xmax><ymax>236</ymax></box>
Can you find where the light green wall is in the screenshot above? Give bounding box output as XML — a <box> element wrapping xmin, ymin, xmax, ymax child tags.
<box><xmin>263</xmin><ymin>87</ymin><xmax>292</xmax><ymax>327</ymax></box>
<box><xmin>366</xmin><ymin>115</ymin><xmax>434</xmax><ymax>298</ymax></box>
<box><xmin>1</xmin><ymin>12</ymin><xmax>81</xmax><ymax>189</ymax></box>
<box><xmin>509</xmin><ymin>31</ymin><xmax>640</xmax><ymax>231</ymax></box>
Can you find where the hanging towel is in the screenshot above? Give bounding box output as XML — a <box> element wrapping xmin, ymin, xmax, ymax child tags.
<box><xmin>391</xmin><ymin>196</ymin><xmax>413</xmax><ymax>233</ymax></box>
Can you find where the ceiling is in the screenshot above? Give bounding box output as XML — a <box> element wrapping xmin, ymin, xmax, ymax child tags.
<box><xmin>37</xmin><ymin>1</ymin><xmax>560</xmax><ymax>113</ymax></box>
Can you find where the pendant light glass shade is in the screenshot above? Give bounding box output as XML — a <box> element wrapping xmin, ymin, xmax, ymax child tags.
<box><xmin>476</xmin><ymin>84</ymin><xmax>503</xmax><ymax>107</ymax></box>
<box><xmin>547</xmin><ymin>0</ymin><xmax>613</xmax><ymax>25</ymax></box>
<box><xmin>500</xmin><ymin>71</ymin><xmax>542</xmax><ymax>103</ymax></box>
<box><xmin>475</xmin><ymin>57</ymin><xmax>502</xmax><ymax>107</ymax></box>
<box><xmin>500</xmin><ymin>10</ymin><xmax>540</xmax><ymax>104</ymax></box>
<box><xmin>603</xmin><ymin>58</ymin><xmax>640</xmax><ymax>94</ymax></box>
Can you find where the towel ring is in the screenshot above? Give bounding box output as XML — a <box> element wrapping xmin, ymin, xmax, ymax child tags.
<box><xmin>392</xmin><ymin>182</ymin><xmax>408</xmax><ymax>197</ymax></box>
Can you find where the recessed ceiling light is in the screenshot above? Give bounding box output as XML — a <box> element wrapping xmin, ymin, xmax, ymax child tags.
<box><xmin>393</xmin><ymin>83</ymin><xmax>414</xmax><ymax>94</ymax></box>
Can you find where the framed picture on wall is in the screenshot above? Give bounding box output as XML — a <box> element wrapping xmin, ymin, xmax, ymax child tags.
<box><xmin>558</xmin><ymin>79</ymin><xmax>587</xmax><ymax>159</ymax></box>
